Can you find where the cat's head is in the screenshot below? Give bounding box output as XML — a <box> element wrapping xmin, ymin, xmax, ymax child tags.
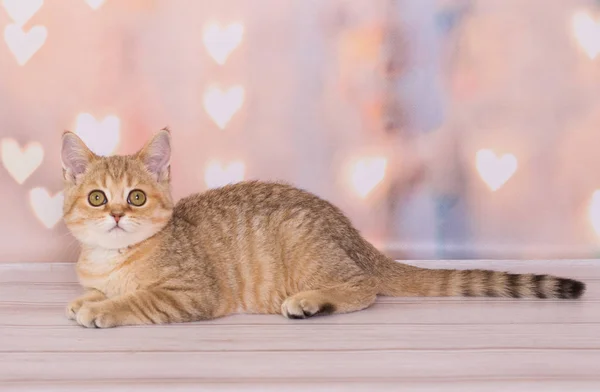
<box><xmin>61</xmin><ymin>130</ymin><xmax>174</xmax><ymax>249</ymax></box>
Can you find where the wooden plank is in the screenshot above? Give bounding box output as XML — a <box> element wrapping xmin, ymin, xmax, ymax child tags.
<box><xmin>0</xmin><ymin>263</ymin><xmax>77</xmax><ymax>283</ymax></box>
<box><xmin>2</xmin><ymin>323</ymin><xmax>600</xmax><ymax>352</ymax></box>
<box><xmin>1</xmin><ymin>299</ymin><xmax>598</xmax><ymax>326</ymax></box>
<box><xmin>1</xmin><ymin>260</ymin><xmax>598</xmax><ymax>283</ymax></box>
<box><xmin>3</xmin><ymin>380</ymin><xmax>600</xmax><ymax>392</ymax></box>
<box><xmin>0</xmin><ymin>282</ymin><xmax>82</xmax><ymax>304</ymax></box>
<box><xmin>2</xmin><ymin>350</ymin><xmax>600</xmax><ymax>382</ymax></box>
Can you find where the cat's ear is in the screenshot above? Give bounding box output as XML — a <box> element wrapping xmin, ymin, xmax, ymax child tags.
<box><xmin>61</xmin><ymin>132</ymin><xmax>96</xmax><ymax>184</ymax></box>
<box><xmin>137</xmin><ymin>128</ymin><xmax>171</xmax><ymax>182</ymax></box>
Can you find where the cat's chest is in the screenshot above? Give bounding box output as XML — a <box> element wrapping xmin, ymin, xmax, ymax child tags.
<box><xmin>76</xmin><ymin>248</ymin><xmax>140</xmax><ymax>297</ymax></box>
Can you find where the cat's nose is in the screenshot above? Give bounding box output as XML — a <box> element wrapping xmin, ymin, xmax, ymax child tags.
<box><xmin>110</xmin><ymin>211</ymin><xmax>125</xmax><ymax>223</ymax></box>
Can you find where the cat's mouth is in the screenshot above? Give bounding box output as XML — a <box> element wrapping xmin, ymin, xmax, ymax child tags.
<box><xmin>108</xmin><ymin>225</ymin><xmax>126</xmax><ymax>233</ymax></box>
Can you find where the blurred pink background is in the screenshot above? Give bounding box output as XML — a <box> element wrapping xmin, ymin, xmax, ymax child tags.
<box><xmin>1</xmin><ymin>0</ymin><xmax>600</xmax><ymax>262</ymax></box>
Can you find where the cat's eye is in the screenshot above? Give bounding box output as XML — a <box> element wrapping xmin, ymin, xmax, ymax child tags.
<box><xmin>88</xmin><ymin>190</ymin><xmax>107</xmax><ymax>207</ymax></box>
<box><xmin>127</xmin><ymin>189</ymin><xmax>146</xmax><ymax>207</ymax></box>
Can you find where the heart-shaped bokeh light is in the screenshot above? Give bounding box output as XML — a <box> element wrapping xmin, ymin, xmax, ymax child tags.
<box><xmin>203</xmin><ymin>85</ymin><xmax>244</xmax><ymax>129</ymax></box>
<box><xmin>204</xmin><ymin>160</ymin><xmax>245</xmax><ymax>189</ymax></box>
<box><xmin>29</xmin><ymin>187</ymin><xmax>64</xmax><ymax>229</ymax></box>
<box><xmin>4</xmin><ymin>23</ymin><xmax>47</xmax><ymax>65</ymax></box>
<box><xmin>203</xmin><ymin>22</ymin><xmax>244</xmax><ymax>65</ymax></box>
<box><xmin>85</xmin><ymin>0</ymin><xmax>105</xmax><ymax>10</ymax></box>
<box><xmin>350</xmin><ymin>157</ymin><xmax>387</xmax><ymax>198</ymax></box>
<box><xmin>2</xmin><ymin>0</ymin><xmax>43</xmax><ymax>26</ymax></box>
<box><xmin>74</xmin><ymin>113</ymin><xmax>120</xmax><ymax>156</ymax></box>
<box><xmin>590</xmin><ymin>190</ymin><xmax>600</xmax><ymax>239</ymax></box>
<box><xmin>572</xmin><ymin>10</ymin><xmax>600</xmax><ymax>60</ymax></box>
<box><xmin>476</xmin><ymin>149</ymin><xmax>518</xmax><ymax>191</ymax></box>
<box><xmin>1</xmin><ymin>138</ymin><xmax>43</xmax><ymax>184</ymax></box>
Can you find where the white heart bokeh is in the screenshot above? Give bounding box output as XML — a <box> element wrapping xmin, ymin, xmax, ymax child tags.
<box><xmin>74</xmin><ymin>113</ymin><xmax>120</xmax><ymax>156</ymax></box>
<box><xmin>203</xmin><ymin>85</ymin><xmax>245</xmax><ymax>129</ymax></box>
<box><xmin>0</xmin><ymin>138</ymin><xmax>44</xmax><ymax>184</ymax></box>
<box><xmin>85</xmin><ymin>0</ymin><xmax>105</xmax><ymax>10</ymax></box>
<box><xmin>350</xmin><ymin>157</ymin><xmax>387</xmax><ymax>198</ymax></box>
<box><xmin>590</xmin><ymin>190</ymin><xmax>600</xmax><ymax>239</ymax></box>
<box><xmin>572</xmin><ymin>10</ymin><xmax>600</xmax><ymax>60</ymax></box>
<box><xmin>203</xmin><ymin>22</ymin><xmax>244</xmax><ymax>65</ymax></box>
<box><xmin>476</xmin><ymin>149</ymin><xmax>518</xmax><ymax>191</ymax></box>
<box><xmin>4</xmin><ymin>23</ymin><xmax>47</xmax><ymax>66</ymax></box>
<box><xmin>2</xmin><ymin>0</ymin><xmax>43</xmax><ymax>26</ymax></box>
<box><xmin>205</xmin><ymin>160</ymin><xmax>245</xmax><ymax>189</ymax></box>
<box><xmin>29</xmin><ymin>187</ymin><xmax>63</xmax><ymax>229</ymax></box>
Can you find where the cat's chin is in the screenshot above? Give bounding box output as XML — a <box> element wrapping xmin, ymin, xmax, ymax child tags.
<box><xmin>88</xmin><ymin>234</ymin><xmax>147</xmax><ymax>250</ymax></box>
<box><xmin>73</xmin><ymin>226</ymin><xmax>162</xmax><ymax>250</ymax></box>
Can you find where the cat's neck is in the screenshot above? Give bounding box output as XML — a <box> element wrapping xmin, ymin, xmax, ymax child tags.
<box><xmin>78</xmin><ymin>232</ymin><xmax>154</xmax><ymax>258</ymax></box>
<box><xmin>78</xmin><ymin>245</ymin><xmax>133</xmax><ymax>268</ymax></box>
<box><xmin>77</xmin><ymin>232</ymin><xmax>160</xmax><ymax>267</ymax></box>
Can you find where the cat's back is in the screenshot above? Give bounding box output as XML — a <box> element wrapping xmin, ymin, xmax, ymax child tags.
<box><xmin>171</xmin><ymin>180</ymin><xmax>330</xmax><ymax>224</ymax></box>
<box><xmin>164</xmin><ymin>180</ymin><xmax>358</xmax><ymax>271</ymax></box>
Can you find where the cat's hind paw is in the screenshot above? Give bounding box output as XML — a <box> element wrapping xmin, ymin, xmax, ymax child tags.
<box><xmin>281</xmin><ymin>296</ymin><xmax>335</xmax><ymax>319</ymax></box>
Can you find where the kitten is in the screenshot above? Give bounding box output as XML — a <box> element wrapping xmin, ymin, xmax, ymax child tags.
<box><xmin>62</xmin><ymin>130</ymin><xmax>586</xmax><ymax>328</ymax></box>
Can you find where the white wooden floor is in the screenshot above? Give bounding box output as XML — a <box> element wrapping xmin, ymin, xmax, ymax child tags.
<box><xmin>1</xmin><ymin>260</ymin><xmax>600</xmax><ymax>391</ymax></box>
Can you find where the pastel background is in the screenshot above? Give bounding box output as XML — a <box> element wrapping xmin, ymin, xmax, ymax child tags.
<box><xmin>1</xmin><ymin>0</ymin><xmax>600</xmax><ymax>262</ymax></box>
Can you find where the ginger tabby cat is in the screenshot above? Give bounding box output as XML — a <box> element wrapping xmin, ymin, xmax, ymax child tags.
<box><xmin>62</xmin><ymin>130</ymin><xmax>586</xmax><ymax>328</ymax></box>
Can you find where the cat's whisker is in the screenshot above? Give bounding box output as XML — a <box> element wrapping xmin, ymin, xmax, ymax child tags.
<box><xmin>46</xmin><ymin>229</ymin><xmax>76</xmax><ymax>241</ymax></box>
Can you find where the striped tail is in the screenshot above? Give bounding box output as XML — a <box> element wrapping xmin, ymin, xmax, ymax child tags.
<box><xmin>376</xmin><ymin>262</ymin><xmax>586</xmax><ymax>299</ymax></box>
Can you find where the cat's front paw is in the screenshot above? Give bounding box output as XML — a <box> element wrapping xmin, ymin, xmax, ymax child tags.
<box><xmin>66</xmin><ymin>300</ymin><xmax>82</xmax><ymax>320</ymax></box>
<box><xmin>66</xmin><ymin>290</ymin><xmax>107</xmax><ymax>321</ymax></box>
<box><xmin>76</xmin><ymin>304</ymin><xmax>118</xmax><ymax>328</ymax></box>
